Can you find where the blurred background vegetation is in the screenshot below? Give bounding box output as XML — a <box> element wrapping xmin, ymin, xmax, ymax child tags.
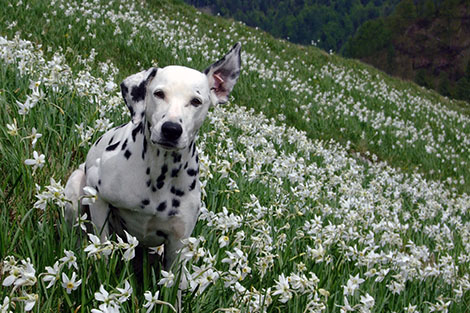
<box><xmin>183</xmin><ymin>0</ymin><xmax>470</xmax><ymax>103</ymax></box>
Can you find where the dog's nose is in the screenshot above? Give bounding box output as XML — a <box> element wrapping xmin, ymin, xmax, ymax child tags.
<box><xmin>161</xmin><ymin>121</ymin><xmax>183</xmax><ymax>141</ymax></box>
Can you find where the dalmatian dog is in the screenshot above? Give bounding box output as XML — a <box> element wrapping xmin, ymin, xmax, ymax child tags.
<box><xmin>65</xmin><ymin>43</ymin><xmax>241</xmax><ymax>270</ymax></box>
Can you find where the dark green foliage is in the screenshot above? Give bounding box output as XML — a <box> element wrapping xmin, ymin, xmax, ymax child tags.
<box><xmin>344</xmin><ymin>0</ymin><xmax>470</xmax><ymax>102</ymax></box>
<box><xmin>184</xmin><ymin>0</ymin><xmax>401</xmax><ymax>52</ymax></box>
<box><xmin>343</xmin><ymin>18</ymin><xmax>391</xmax><ymax>58</ymax></box>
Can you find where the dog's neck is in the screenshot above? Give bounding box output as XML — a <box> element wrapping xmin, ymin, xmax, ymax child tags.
<box><xmin>138</xmin><ymin>119</ymin><xmax>199</xmax><ymax>189</ymax></box>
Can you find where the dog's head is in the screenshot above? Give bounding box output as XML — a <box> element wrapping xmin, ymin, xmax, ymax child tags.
<box><xmin>120</xmin><ymin>43</ymin><xmax>241</xmax><ymax>151</ymax></box>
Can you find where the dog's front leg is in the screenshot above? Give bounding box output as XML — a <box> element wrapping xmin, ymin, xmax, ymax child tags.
<box><xmin>89</xmin><ymin>198</ymin><xmax>111</xmax><ymax>242</ymax></box>
<box><xmin>164</xmin><ymin>237</ymin><xmax>184</xmax><ymax>271</ymax></box>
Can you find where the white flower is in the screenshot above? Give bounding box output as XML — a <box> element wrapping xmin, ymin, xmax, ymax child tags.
<box><xmin>343</xmin><ymin>274</ymin><xmax>365</xmax><ymax>296</ymax></box>
<box><xmin>91</xmin><ymin>303</ymin><xmax>120</xmax><ymax>313</ymax></box>
<box><xmin>148</xmin><ymin>244</ymin><xmax>164</xmax><ymax>256</ymax></box>
<box><xmin>22</xmin><ymin>292</ymin><xmax>38</xmax><ymax>311</ymax></box>
<box><xmin>0</xmin><ymin>296</ymin><xmax>11</xmax><ymax>313</ymax></box>
<box><xmin>17</xmin><ymin>97</ymin><xmax>33</xmax><ymax>115</ymax></box>
<box><xmin>158</xmin><ymin>270</ymin><xmax>175</xmax><ymax>288</ymax></box>
<box><xmin>360</xmin><ymin>293</ymin><xmax>375</xmax><ymax>310</ymax></box>
<box><xmin>143</xmin><ymin>290</ymin><xmax>176</xmax><ymax>313</ymax></box>
<box><xmin>24</xmin><ymin>150</ymin><xmax>45</xmax><ymax>171</ymax></box>
<box><xmin>30</xmin><ymin>127</ymin><xmax>42</xmax><ymax>148</ymax></box>
<box><xmin>42</xmin><ymin>261</ymin><xmax>60</xmax><ymax>288</ymax></box>
<box><xmin>82</xmin><ymin>186</ymin><xmax>98</xmax><ymax>205</ymax></box>
<box><xmin>272</xmin><ymin>273</ymin><xmax>292</xmax><ymax>303</ymax></box>
<box><xmin>2</xmin><ymin>266</ymin><xmax>20</xmax><ymax>287</ymax></box>
<box><xmin>6</xmin><ymin>119</ymin><xmax>18</xmax><ymax>136</ymax></box>
<box><xmin>84</xmin><ymin>233</ymin><xmax>102</xmax><ymax>257</ymax></box>
<box><xmin>74</xmin><ymin>213</ymin><xmax>89</xmax><ymax>231</ymax></box>
<box><xmin>59</xmin><ymin>250</ymin><xmax>78</xmax><ymax>270</ymax></box>
<box><xmin>218</xmin><ymin>235</ymin><xmax>230</xmax><ymax>248</ymax></box>
<box><xmin>105</xmin><ymin>81</ymin><xmax>117</xmax><ymax>92</ymax></box>
<box><xmin>143</xmin><ymin>290</ymin><xmax>159</xmax><ymax>313</ymax></box>
<box><xmin>95</xmin><ymin>285</ymin><xmax>114</xmax><ymax>305</ymax></box>
<box><xmin>118</xmin><ymin>231</ymin><xmax>138</xmax><ymax>261</ymax></box>
<box><xmin>2</xmin><ymin>258</ymin><xmax>36</xmax><ymax>287</ymax></box>
<box><xmin>61</xmin><ymin>272</ymin><xmax>82</xmax><ymax>294</ymax></box>
<box><xmin>336</xmin><ymin>296</ymin><xmax>355</xmax><ymax>312</ymax></box>
<box><xmin>116</xmin><ymin>280</ymin><xmax>133</xmax><ymax>303</ymax></box>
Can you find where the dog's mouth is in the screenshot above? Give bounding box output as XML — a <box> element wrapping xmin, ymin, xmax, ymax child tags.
<box><xmin>154</xmin><ymin>140</ymin><xmax>183</xmax><ymax>151</ymax></box>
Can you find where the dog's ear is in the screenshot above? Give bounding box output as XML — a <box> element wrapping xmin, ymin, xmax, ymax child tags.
<box><xmin>204</xmin><ymin>42</ymin><xmax>241</xmax><ymax>105</ymax></box>
<box><xmin>121</xmin><ymin>67</ymin><xmax>158</xmax><ymax>124</ymax></box>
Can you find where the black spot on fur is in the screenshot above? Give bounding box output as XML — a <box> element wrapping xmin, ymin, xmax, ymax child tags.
<box><xmin>121</xmin><ymin>83</ymin><xmax>133</xmax><ymax>116</ymax></box>
<box><xmin>156</xmin><ymin>201</ymin><xmax>167</xmax><ymax>212</ymax></box>
<box><xmin>156</xmin><ymin>230</ymin><xmax>168</xmax><ymax>239</ymax></box>
<box><xmin>168</xmin><ymin>210</ymin><xmax>178</xmax><ymax>217</ymax></box>
<box><xmin>132</xmin><ymin>122</ymin><xmax>143</xmax><ymax>142</ymax></box>
<box><xmin>147</xmin><ymin>121</ymin><xmax>152</xmax><ymax>133</ymax></box>
<box><xmin>172</xmin><ymin>199</ymin><xmax>180</xmax><ymax>208</ymax></box>
<box><xmin>95</xmin><ymin>185</ymin><xmax>99</xmax><ymax>193</ymax></box>
<box><xmin>131</xmin><ymin>80</ymin><xmax>146</xmax><ymax>102</ymax></box>
<box><xmin>187</xmin><ymin>168</ymin><xmax>197</xmax><ymax>176</ymax></box>
<box><xmin>172</xmin><ymin>152</ymin><xmax>182</xmax><ymax>163</ymax></box>
<box><xmin>156</xmin><ymin>165</ymin><xmax>167</xmax><ymax>188</ymax></box>
<box><xmin>121</xmin><ymin>82</ymin><xmax>129</xmax><ymax>97</ymax></box>
<box><xmin>106</xmin><ymin>141</ymin><xmax>120</xmax><ymax>151</ymax></box>
<box><xmin>196</xmin><ymin>154</ymin><xmax>199</xmax><ymax>164</ymax></box>
<box><xmin>171</xmin><ymin>186</ymin><xmax>185</xmax><ymax>197</ymax></box>
<box><xmin>189</xmin><ymin>179</ymin><xmax>197</xmax><ymax>191</ymax></box>
<box><xmin>121</xmin><ymin>83</ymin><xmax>129</xmax><ymax>99</ymax></box>
<box><xmin>204</xmin><ymin>55</ymin><xmax>227</xmax><ymax>75</ymax></box>
<box><xmin>98</xmin><ymin>179</ymin><xmax>101</xmax><ymax>185</ymax></box>
<box><xmin>184</xmin><ymin>162</ymin><xmax>188</xmax><ymax>169</ymax></box>
<box><xmin>124</xmin><ymin>150</ymin><xmax>132</xmax><ymax>159</ymax></box>
<box><xmin>171</xmin><ymin>164</ymin><xmax>182</xmax><ymax>177</ymax></box>
<box><xmin>142</xmin><ymin>136</ymin><xmax>147</xmax><ymax>160</ymax></box>
<box><xmin>152</xmin><ymin>186</ymin><xmax>157</xmax><ymax>192</ymax></box>
<box><xmin>141</xmin><ymin>199</ymin><xmax>150</xmax><ymax>206</ymax></box>
<box><xmin>146</xmin><ymin>179</ymin><xmax>151</xmax><ymax>187</ymax></box>
<box><xmin>146</xmin><ymin>167</ymin><xmax>150</xmax><ymax>175</ymax></box>
<box><xmin>94</xmin><ymin>135</ymin><xmax>103</xmax><ymax>146</ymax></box>
<box><xmin>108</xmin><ymin>136</ymin><xmax>115</xmax><ymax>145</ymax></box>
<box><xmin>121</xmin><ymin>139</ymin><xmax>128</xmax><ymax>151</ymax></box>
<box><xmin>116</xmin><ymin>123</ymin><xmax>127</xmax><ymax>129</ymax></box>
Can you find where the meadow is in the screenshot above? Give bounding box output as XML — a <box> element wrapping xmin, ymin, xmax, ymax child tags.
<box><xmin>1</xmin><ymin>0</ymin><xmax>470</xmax><ymax>312</ymax></box>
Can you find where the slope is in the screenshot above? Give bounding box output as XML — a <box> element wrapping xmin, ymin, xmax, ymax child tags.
<box><xmin>0</xmin><ymin>0</ymin><xmax>469</xmax><ymax>312</ymax></box>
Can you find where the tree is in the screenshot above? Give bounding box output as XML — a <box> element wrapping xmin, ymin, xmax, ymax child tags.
<box><xmin>388</xmin><ymin>0</ymin><xmax>417</xmax><ymax>34</ymax></box>
<box><xmin>423</xmin><ymin>0</ymin><xmax>436</xmax><ymax>19</ymax></box>
<box><xmin>344</xmin><ymin>18</ymin><xmax>391</xmax><ymax>58</ymax></box>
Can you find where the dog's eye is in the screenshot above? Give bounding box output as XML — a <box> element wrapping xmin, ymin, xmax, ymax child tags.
<box><xmin>190</xmin><ymin>98</ymin><xmax>202</xmax><ymax>107</ymax></box>
<box><xmin>154</xmin><ymin>90</ymin><xmax>165</xmax><ymax>99</ymax></box>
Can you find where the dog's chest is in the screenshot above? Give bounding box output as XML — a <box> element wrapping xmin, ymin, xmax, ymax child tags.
<box><xmin>89</xmin><ymin>128</ymin><xmax>200</xmax><ymax>244</ymax></box>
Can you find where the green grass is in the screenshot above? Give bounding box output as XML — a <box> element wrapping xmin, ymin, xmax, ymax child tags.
<box><xmin>1</xmin><ymin>0</ymin><xmax>470</xmax><ymax>312</ymax></box>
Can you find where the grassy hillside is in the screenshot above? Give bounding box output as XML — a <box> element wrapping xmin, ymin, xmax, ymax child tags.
<box><xmin>1</xmin><ymin>0</ymin><xmax>470</xmax><ymax>312</ymax></box>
